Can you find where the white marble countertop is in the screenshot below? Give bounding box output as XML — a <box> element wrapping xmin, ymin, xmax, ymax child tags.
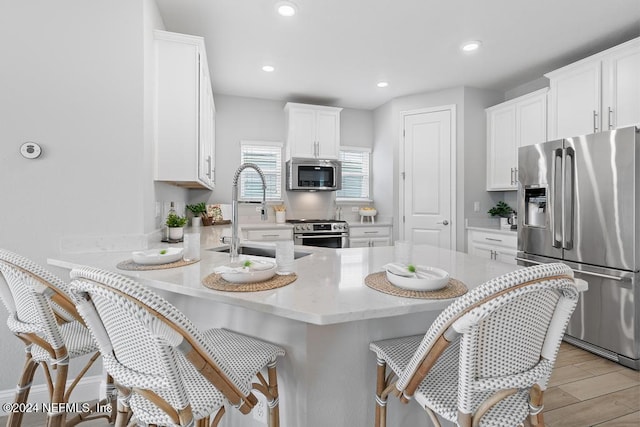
<box><xmin>48</xmin><ymin>227</ymin><xmax>518</xmax><ymax>326</ymax></box>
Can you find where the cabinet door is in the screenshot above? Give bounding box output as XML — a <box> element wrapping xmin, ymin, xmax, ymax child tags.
<box><xmin>288</xmin><ymin>108</ymin><xmax>316</xmax><ymax>158</ymax></box>
<box><xmin>468</xmin><ymin>242</ymin><xmax>494</xmax><ymax>261</ymax></box>
<box><xmin>548</xmin><ymin>61</ymin><xmax>601</xmax><ymax>139</ymax></box>
<box><xmin>494</xmin><ymin>247</ymin><xmax>518</xmax><ymax>265</ymax></box>
<box><xmin>486</xmin><ymin>105</ymin><xmax>517</xmax><ymax>190</ymax></box>
<box><xmin>316</xmin><ymin>110</ymin><xmax>340</xmax><ymax>158</ymax></box>
<box><xmin>199</xmin><ymin>58</ymin><xmax>215</xmax><ymax>188</ymax></box>
<box><xmin>602</xmin><ymin>41</ymin><xmax>640</xmax><ymax>130</ymax></box>
<box><xmin>517</xmin><ymin>93</ymin><xmax>547</xmax><ymax>148</ymax></box>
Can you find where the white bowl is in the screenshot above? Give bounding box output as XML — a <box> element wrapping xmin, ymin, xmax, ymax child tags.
<box><xmin>219</xmin><ymin>260</ymin><xmax>277</xmax><ymax>284</ymax></box>
<box><xmin>385</xmin><ymin>266</ymin><xmax>449</xmax><ymax>291</ymax></box>
<box><xmin>132</xmin><ymin>248</ymin><xmax>184</xmax><ymax>265</ymax></box>
<box><xmin>359</xmin><ymin>208</ymin><xmax>377</xmax><ymax>217</ymax></box>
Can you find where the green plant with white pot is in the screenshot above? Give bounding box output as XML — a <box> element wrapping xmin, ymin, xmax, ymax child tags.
<box><xmin>166</xmin><ymin>213</ymin><xmax>188</xmax><ymax>240</ymax></box>
<box><xmin>186</xmin><ymin>202</ymin><xmax>207</xmax><ymax>226</ymax></box>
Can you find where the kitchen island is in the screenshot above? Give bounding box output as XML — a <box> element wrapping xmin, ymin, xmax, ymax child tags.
<box><xmin>49</xmin><ymin>228</ymin><xmax>518</xmax><ymax>427</ymax></box>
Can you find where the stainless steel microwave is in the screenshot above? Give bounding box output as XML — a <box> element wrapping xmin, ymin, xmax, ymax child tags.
<box><xmin>286</xmin><ymin>158</ymin><xmax>341</xmax><ymax>191</ymax></box>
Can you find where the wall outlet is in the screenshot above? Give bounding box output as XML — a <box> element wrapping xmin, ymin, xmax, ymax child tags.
<box><xmin>351</xmin><ymin>206</ymin><xmax>359</xmax><ymax>212</ymax></box>
<box><xmin>473</xmin><ymin>201</ymin><xmax>480</xmax><ymax>212</ymax></box>
<box><xmin>255</xmin><ymin>206</ymin><xmax>263</xmax><ymax>213</ymax></box>
<box><xmin>252</xmin><ymin>393</ymin><xmax>268</xmax><ymax>424</ymax></box>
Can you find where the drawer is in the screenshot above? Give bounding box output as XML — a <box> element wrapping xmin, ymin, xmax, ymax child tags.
<box><xmin>245</xmin><ymin>229</ymin><xmax>292</xmax><ymax>241</ymax></box>
<box><xmin>349</xmin><ymin>226</ymin><xmax>391</xmax><ymax>238</ymax></box>
<box><xmin>469</xmin><ymin>230</ymin><xmax>516</xmax><ymax>248</ymax></box>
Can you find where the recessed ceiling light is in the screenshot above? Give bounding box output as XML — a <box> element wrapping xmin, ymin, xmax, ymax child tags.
<box><xmin>262</xmin><ymin>65</ymin><xmax>275</xmax><ymax>72</ymax></box>
<box><xmin>377</xmin><ymin>81</ymin><xmax>389</xmax><ymax>88</ymax></box>
<box><xmin>461</xmin><ymin>40</ymin><xmax>482</xmax><ymax>52</ymax></box>
<box><xmin>276</xmin><ymin>1</ymin><xmax>297</xmax><ymax>17</ymax></box>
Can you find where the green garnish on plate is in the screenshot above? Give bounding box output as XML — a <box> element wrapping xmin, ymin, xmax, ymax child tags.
<box><xmin>243</xmin><ymin>260</ymin><xmax>253</xmax><ymax>268</ymax></box>
<box><xmin>407</xmin><ymin>264</ymin><xmax>416</xmax><ymax>273</ymax></box>
<box><xmin>159</xmin><ymin>249</ymin><xmax>167</xmax><ymax>255</ymax></box>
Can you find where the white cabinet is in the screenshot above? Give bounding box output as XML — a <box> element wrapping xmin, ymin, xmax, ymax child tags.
<box><xmin>349</xmin><ymin>225</ymin><xmax>392</xmax><ymax>248</ymax></box>
<box><xmin>154</xmin><ymin>30</ymin><xmax>215</xmax><ymax>190</ymax></box>
<box><xmin>284</xmin><ymin>103</ymin><xmax>342</xmax><ymax>159</ymax></box>
<box><xmin>546</xmin><ymin>37</ymin><xmax>640</xmax><ymax>139</ymax></box>
<box><xmin>467</xmin><ymin>229</ymin><xmax>517</xmax><ymax>265</ymax></box>
<box><xmin>486</xmin><ymin>89</ymin><xmax>547</xmax><ymax>191</ymax></box>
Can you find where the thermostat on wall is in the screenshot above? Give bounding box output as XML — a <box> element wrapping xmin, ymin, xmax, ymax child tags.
<box><xmin>20</xmin><ymin>142</ymin><xmax>42</xmax><ymax>159</ymax></box>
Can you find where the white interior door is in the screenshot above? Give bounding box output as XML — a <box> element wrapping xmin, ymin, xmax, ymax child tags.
<box><xmin>401</xmin><ymin>106</ymin><xmax>455</xmax><ymax>249</ymax></box>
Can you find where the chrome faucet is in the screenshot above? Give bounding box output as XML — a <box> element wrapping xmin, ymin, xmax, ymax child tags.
<box><xmin>222</xmin><ymin>163</ymin><xmax>268</xmax><ymax>259</ymax></box>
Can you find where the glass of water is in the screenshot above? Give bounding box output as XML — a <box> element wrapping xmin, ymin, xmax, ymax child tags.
<box><xmin>275</xmin><ymin>240</ymin><xmax>295</xmax><ymax>275</ymax></box>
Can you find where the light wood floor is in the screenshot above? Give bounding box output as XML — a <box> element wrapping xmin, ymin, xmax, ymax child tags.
<box><xmin>2</xmin><ymin>342</ymin><xmax>639</xmax><ymax>426</ymax></box>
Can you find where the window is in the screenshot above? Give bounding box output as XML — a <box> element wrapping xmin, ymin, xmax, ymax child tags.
<box><xmin>239</xmin><ymin>141</ymin><xmax>283</xmax><ymax>201</ymax></box>
<box><xmin>337</xmin><ymin>147</ymin><xmax>371</xmax><ymax>200</ymax></box>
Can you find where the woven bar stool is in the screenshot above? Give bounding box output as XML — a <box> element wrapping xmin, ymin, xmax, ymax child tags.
<box><xmin>0</xmin><ymin>249</ymin><xmax>116</xmax><ymax>427</ymax></box>
<box><xmin>67</xmin><ymin>265</ymin><xmax>285</xmax><ymax>427</ymax></box>
<box><xmin>370</xmin><ymin>263</ymin><xmax>585</xmax><ymax>427</ymax></box>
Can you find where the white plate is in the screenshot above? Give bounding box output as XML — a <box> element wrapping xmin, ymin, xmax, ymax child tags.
<box><xmin>132</xmin><ymin>248</ymin><xmax>184</xmax><ymax>265</ymax></box>
<box><xmin>385</xmin><ymin>265</ymin><xmax>449</xmax><ymax>291</ymax></box>
<box><xmin>218</xmin><ymin>260</ymin><xmax>277</xmax><ymax>284</ymax></box>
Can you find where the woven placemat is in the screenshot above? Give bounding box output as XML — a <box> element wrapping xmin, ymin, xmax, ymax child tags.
<box><xmin>202</xmin><ymin>273</ymin><xmax>297</xmax><ymax>292</ymax></box>
<box><xmin>116</xmin><ymin>259</ymin><xmax>199</xmax><ymax>271</ymax></box>
<box><xmin>365</xmin><ymin>271</ymin><xmax>467</xmax><ymax>299</ymax></box>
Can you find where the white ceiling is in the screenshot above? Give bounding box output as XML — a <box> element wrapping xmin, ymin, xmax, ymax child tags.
<box><xmin>154</xmin><ymin>0</ymin><xmax>640</xmax><ymax>110</ymax></box>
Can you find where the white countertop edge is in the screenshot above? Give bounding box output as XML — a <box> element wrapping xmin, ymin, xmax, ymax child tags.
<box><xmin>466</xmin><ymin>225</ymin><xmax>517</xmax><ymax>235</ymax></box>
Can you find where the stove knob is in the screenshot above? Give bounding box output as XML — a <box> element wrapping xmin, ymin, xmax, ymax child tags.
<box><xmin>295</xmin><ymin>225</ymin><xmax>301</xmax><ymax>231</ymax></box>
<box><xmin>336</xmin><ymin>224</ymin><xmax>342</xmax><ymax>230</ymax></box>
<box><xmin>307</xmin><ymin>224</ymin><xmax>312</xmax><ymax>231</ymax></box>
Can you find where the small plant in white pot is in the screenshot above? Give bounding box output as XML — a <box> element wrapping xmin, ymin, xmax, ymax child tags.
<box><xmin>186</xmin><ymin>202</ymin><xmax>207</xmax><ymax>227</ymax></box>
<box><xmin>166</xmin><ymin>213</ymin><xmax>188</xmax><ymax>240</ymax></box>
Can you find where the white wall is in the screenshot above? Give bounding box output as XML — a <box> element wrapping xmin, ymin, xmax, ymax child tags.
<box><xmin>0</xmin><ymin>0</ymin><xmax>164</xmax><ymax>391</ymax></box>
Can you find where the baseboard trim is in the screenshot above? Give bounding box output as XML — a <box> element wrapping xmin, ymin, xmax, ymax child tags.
<box><xmin>0</xmin><ymin>375</ymin><xmax>103</xmax><ymax>408</ymax></box>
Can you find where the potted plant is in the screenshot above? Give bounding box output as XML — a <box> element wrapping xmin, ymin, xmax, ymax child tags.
<box><xmin>488</xmin><ymin>201</ymin><xmax>516</xmax><ymax>228</ymax></box>
<box><xmin>186</xmin><ymin>202</ymin><xmax>208</xmax><ymax>227</ymax></box>
<box><xmin>166</xmin><ymin>213</ymin><xmax>188</xmax><ymax>240</ymax></box>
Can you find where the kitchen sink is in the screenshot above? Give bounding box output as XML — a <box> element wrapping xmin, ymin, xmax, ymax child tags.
<box><xmin>208</xmin><ymin>245</ymin><xmax>311</xmax><ymax>259</ymax></box>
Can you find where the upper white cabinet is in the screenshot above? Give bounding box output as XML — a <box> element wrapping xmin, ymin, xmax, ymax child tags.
<box><xmin>486</xmin><ymin>88</ymin><xmax>547</xmax><ymax>191</ymax></box>
<box><xmin>546</xmin><ymin>37</ymin><xmax>640</xmax><ymax>139</ymax></box>
<box><xmin>154</xmin><ymin>30</ymin><xmax>215</xmax><ymax>190</ymax></box>
<box><xmin>284</xmin><ymin>103</ymin><xmax>342</xmax><ymax>159</ymax></box>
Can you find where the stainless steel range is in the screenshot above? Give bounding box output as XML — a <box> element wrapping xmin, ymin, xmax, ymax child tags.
<box><xmin>288</xmin><ymin>219</ymin><xmax>349</xmax><ymax>248</ymax></box>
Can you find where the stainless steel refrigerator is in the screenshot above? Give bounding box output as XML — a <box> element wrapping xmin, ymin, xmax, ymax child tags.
<box><xmin>517</xmin><ymin>125</ymin><xmax>640</xmax><ymax>370</ymax></box>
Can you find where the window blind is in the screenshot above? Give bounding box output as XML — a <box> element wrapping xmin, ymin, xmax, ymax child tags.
<box><xmin>239</xmin><ymin>141</ymin><xmax>283</xmax><ymax>201</ymax></box>
<box><xmin>337</xmin><ymin>148</ymin><xmax>370</xmax><ymax>200</ymax></box>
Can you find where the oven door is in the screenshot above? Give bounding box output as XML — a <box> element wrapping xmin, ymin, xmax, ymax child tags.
<box><xmin>294</xmin><ymin>233</ymin><xmax>347</xmax><ymax>248</ymax></box>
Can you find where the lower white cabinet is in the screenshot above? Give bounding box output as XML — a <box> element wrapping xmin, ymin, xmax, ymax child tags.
<box><xmin>467</xmin><ymin>229</ymin><xmax>517</xmax><ymax>265</ymax></box>
<box><xmin>349</xmin><ymin>225</ymin><xmax>392</xmax><ymax>248</ymax></box>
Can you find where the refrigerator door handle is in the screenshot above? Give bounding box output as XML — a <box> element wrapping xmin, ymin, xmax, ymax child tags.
<box><xmin>552</xmin><ymin>148</ymin><xmax>563</xmax><ymax>248</ymax></box>
<box><xmin>515</xmin><ymin>257</ymin><xmax>624</xmax><ymax>281</ymax></box>
<box><xmin>563</xmin><ymin>147</ymin><xmax>575</xmax><ymax>250</ymax></box>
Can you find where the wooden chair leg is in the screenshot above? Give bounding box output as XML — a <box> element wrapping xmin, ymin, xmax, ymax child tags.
<box><xmin>46</xmin><ymin>361</ymin><xmax>69</xmax><ymax>427</ymax></box>
<box><xmin>529</xmin><ymin>384</ymin><xmax>545</xmax><ymax>426</ymax></box>
<box><xmin>114</xmin><ymin>386</ymin><xmax>133</xmax><ymax>427</ymax></box>
<box><xmin>7</xmin><ymin>352</ymin><xmax>39</xmax><ymax>427</ymax></box>
<box><xmin>267</xmin><ymin>361</ymin><xmax>280</xmax><ymax>427</ymax></box>
<box><xmin>374</xmin><ymin>358</ymin><xmax>388</xmax><ymax>427</ymax></box>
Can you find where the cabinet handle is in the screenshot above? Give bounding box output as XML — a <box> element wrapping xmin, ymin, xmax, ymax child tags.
<box><xmin>514</xmin><ymin>168</ymin><xmax>518</xmax><ymax>184</ymax></box>
<box><xmin>206</xmin><ymin>156</ymin><xmax>212</xmax><ymax>178</ymax></box>
<box><xmin>364</xmin><ymin>231</ymin><xmax>379</xmax><ymax>234</ymax></box>
<box><xmin>485</xmin><ymin>237</ymin><xmax>502</xmax><ymax>242</ymax></box>
<box><xmin>608</xmin><ymin>107</ymin><xmax>614</xmax><ymax>130</ymax></box>
<box><xmin>593</xmin><ymin>110</ymin><xmax>599</xmax><ymax>133</ymax></box>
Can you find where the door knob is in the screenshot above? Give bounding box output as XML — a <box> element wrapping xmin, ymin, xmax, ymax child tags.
<box><xmin>437</xmin><ymin>220</ymin><xmax>449</xmax><ymax>226</ymax></box>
